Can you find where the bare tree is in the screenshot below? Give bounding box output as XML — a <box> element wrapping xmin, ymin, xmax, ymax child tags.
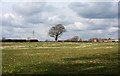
<box><xmin>48</xmin><ymin>24</ymin><xmax>66</xmax><ymax>41</ymax></box>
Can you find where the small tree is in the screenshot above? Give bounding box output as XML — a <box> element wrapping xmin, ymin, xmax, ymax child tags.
<box><xmin>71</xmin><ymin>36</ymin><xmax>79</xmax><ymax>41</ymax></box>
<box><xmin>48</xmin><ymin>24</ymin><xmax>66</xmax><ymax>41</ymax></box>
<box><xmin>79</xmin><ymin>38</ymin><xmax>82</xmax><ymax>41</ymax></box>
<box><xmin>64</xmin><ymin>36</ymin><xmax>79</xmax><ymax>42</ymax></box>
<box><xmin>45</xmin><ymin>39</ymin><xmax>49</xmax><ymax>42</ymax></box>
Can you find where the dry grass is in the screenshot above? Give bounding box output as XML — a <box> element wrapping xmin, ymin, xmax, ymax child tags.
<box><xmin>2</xmin><ymin>42</ymin><xmax>118</xmax><ymax>74</ymax></box>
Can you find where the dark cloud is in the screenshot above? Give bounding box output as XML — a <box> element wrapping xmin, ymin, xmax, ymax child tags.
<box><xmin>13</xmin><ymin>2</ymin><xmax>46</xmax><ymax>16</ymax></box>
<box><xmin>12</xmin><ymin>2</ymin><xmax>58</xmax><ymax>25</ymax></box>
<box><xmin>69</xmin><ymin>2</ymin><xmax>117</xmax><ymax>19</ymax></box>
<box><xmin>24</xmin><ymin>14</ymin><xmax>46</xmax><ymax>24</ymax></box>
<box><xmin>87</xmin><ymin>23</ymin><xmax>112</xmax><ymax>30</ymax></box>
<box><xmin>2</xmin><ymin>14</ymin><xmax>14</xmax><ymax>26</ymax></box>
<box><xmin>2</xmin><ymin>14</ymin><xmax>30</xmax><ymax>28</ymax></box>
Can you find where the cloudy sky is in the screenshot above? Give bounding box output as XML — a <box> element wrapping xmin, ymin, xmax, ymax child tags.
<box><xmin>1</xmin><ymin>2</ymin><xmax>118</xmax><ymax>41</ymax></box>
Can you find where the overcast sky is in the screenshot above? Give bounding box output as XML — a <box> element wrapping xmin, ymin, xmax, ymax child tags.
<box><xmin>1</xmin><ymin>2</ymin><xmax>118</xmax><ymax>41</ymax></box>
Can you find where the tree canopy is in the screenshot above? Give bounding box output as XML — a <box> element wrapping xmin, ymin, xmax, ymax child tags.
<box><xmin>48</xmin><ymin>24</ymin><xmax>66</xmax><ymax>41</ymax></box>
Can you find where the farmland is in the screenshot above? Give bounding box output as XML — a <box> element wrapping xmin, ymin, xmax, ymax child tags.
<box><xmin>1</xmin><ymin>42</ymin><xmax>119</xmax><ymax>74</ymax></box>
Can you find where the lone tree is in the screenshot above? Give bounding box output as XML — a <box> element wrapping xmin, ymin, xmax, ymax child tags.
<box><xmin>48</xmin><ymin>24</ymin><xmax>66</xmax><ymax>41</ymax></box>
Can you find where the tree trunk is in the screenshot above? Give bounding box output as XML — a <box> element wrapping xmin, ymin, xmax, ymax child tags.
<box><xmin>55</xmin><ymin>35</ymin><xmax>58</xmax><ymax>42</ymax></box>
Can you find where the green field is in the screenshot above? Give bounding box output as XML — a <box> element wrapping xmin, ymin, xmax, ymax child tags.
<box><xmin>2</xmin><ymin>42</ymin><xmax>119</xmax><ymax>74</ymax></box>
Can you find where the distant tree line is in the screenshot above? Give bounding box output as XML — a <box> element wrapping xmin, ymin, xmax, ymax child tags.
<box><xmin>1</xmin><ymin>38</ymin><xmax>38</xmax><ymax>42</ymax></box>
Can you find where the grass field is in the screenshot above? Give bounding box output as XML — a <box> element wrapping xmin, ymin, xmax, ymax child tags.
<box><xmin>1</xmin><ymin>42</ymin><xmax>119</xmax><ymax>74</ymax></box>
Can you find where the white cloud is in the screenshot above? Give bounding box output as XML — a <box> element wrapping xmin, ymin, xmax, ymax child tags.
<box><xmin>65</xmin><ymin>22</ymin><xmax>88</xmax><ymax>30</ymax></box>
<box><xmin>91</xmin><ymin>30</ymin><xmax>103</xmax><ymax>34</ymax></box>
<box><xmin>13</xmin><ymin>27</ymin><xmax>24</xmax><ymax>32</ymax></box>
<box><xmin>4</xmin><ymin>13</ymin><xmax>15</xmax><ymax>18</ymax></box>
<box><xmin>48</xmin><ymin>16</ymin><xmax>61</xmax><ymax>21</ymax></box>
<box><xmin>108</xmin><ymin>27</ymin><xmax>118</xmax><ymax>32</ymax></box>
<box><xmin>3</xmin><ymin>13</ymin><xmax>24</xmax><ymax>26</ymax></box>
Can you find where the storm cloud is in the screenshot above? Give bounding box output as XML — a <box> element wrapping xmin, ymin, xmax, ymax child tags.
<box><xmin>69</xmin><ymin>2</ymin><xmax>117</xmax><ymax>19</ymax></box>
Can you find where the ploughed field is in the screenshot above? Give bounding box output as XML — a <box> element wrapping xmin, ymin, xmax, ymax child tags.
<box><xmin>1</xmin><ymin>42</ymin><xmax>119</xmax><ymax>74</ymax></box>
